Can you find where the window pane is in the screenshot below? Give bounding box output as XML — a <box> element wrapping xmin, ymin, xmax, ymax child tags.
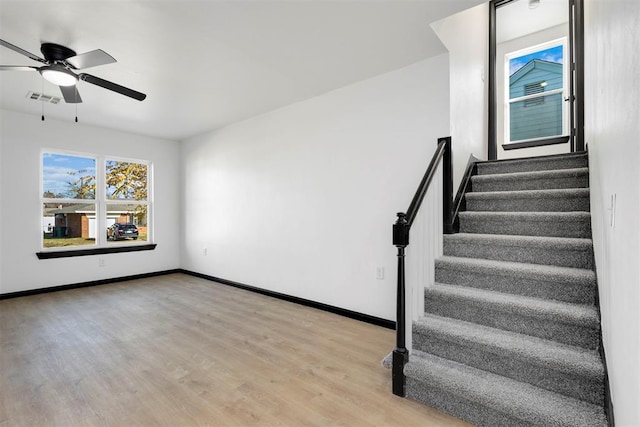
<box><xmin>509</xmin><ymin>45</ymin><xmax>563</xmax><ymax>101</ymax></box>
<box><xmin>42</xmin><ymin>202</ymin><xmax>97</xmax><ymax>248</ymax></box>
<box><xmin>43</xmin><ymin>153</ymin><xmax>96</xmax><ymax>199</ymax></box>
<box><xmin>510</xmin><ymin>92</ymin><xmax>563</xmax><ymax>141</ymax></box>
<box><xmin>507</xmin><ymin>43</ymin><xmax>564</xmax><ymax>142</ymax></box>
<box><xmin>106</xmin><ymin>204</ymin><xmax>148</xmax><ymax>243</ymax></box>
<box><xmin>106</xmin><ymin>160</ymin><xmax>148</xmax><ymax>200</ymax></box>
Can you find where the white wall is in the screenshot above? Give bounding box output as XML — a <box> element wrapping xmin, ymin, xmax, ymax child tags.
<box><xmin>584</xmin><ymin>1</ymin><xmax>640</xmax><ymax>425</ymax></box>
<box><xmin>181</xmin><ymin>56</ymin><xmax>450</xmax><ymax>321</ymax></box>
<box><xmin>0</xmin><ymin>110</ymin><xmax>181</xmax><ymax>294</ymax></box>
<box><xmin>431</xmin><ymin>3</ymin><xmax>489</xmax><ymax>188</ymax></box>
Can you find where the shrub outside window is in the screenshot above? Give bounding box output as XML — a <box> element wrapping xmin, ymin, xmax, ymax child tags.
<box><xmin>42</xmin><ymin>151</ymin><xmax>152</xmax><ymax>250</ymax></box>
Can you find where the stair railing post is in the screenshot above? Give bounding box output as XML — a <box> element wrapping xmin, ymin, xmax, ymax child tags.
<box><xmin>441</xmin><ymin>137</ymin><xmax>454</xmax><ymax>234</ymax></box>
<box><xmin>390</xmin><ymin>136</ymin><xmax>450</xmax><ymax>398</ymax></box>
<box><xmin>392</xmin><ymin>212</ymin><xmax>410</xmax><ymax>397</ymax></box>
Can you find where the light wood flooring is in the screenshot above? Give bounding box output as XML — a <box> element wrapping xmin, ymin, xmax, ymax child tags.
<box><xmin>0</xmin><ymin>273</ymin><xmax>470</xmax><ymax>426</ymax></box>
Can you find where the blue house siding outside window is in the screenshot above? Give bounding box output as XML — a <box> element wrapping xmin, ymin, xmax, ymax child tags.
<box><xmin>509</xmin><ymin>59</ymin><xmax>563</xmax><ymax>142</ymax></box>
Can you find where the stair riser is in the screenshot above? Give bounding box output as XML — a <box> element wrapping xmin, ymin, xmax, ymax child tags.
<box><xmin>466</xmin><ymin>195</ymin><xmax>590</xmax><ymax>212</ymax></box>
<box><xmin>472</xmin><ymin>175</ymin><xmax>588</xmax><ymax>192</ymax></box>
<box><xmin>444</xmin><ymin>240</ymin><xmax>594</xmax><ymax>269</ymax></box>
<box><xmin>406</xmin><ymin>379</ymin><xmax>527</xmax><ymax>427</ymax></box>
<box><xmin>459</xmin><ymin>217</ymin><xmax>592</xmax><ymax>238</ymax></box>
<box><xmin>477</xmin><ymin>156</ymin><xmax>588</xmax><ymax>175</ymax></box>
<box><xmin>412</xmin><ymin>331</ymin><xmax>604</xmax><ymax>406</ymax></box>
<box><xmin>424</xmin><ymin>294</ymin><xmax>599</xmax><ymax>350</ymax></box>
<box><xmin>435</xmin><ymin>264</ymin><xmax>596</xmax><ymax>304</ymax></box>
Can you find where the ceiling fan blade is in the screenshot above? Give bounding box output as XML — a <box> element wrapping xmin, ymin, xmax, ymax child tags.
<box><xmin>0</xmin><ymin>39</ymin><xmax>47</xmax><ymax>64</ymax></box>
<box><xmin>66</xmin><ymin>49</ymin><xmax>116</xmax><ymax>70</ymax></box>
<box><xmin>59</xmin><ymin>85</ymin><xmax>83</xmax><ymax>104</ymax></box>
<box><xmin>79</xmin><ymin>73</ymin><xmax>146</xmax><ymax>101</ymax></box>
<box><xmin>0</xmin><ymin>65</ymin><xmax>39</xmax><ymax>71</ymax></box>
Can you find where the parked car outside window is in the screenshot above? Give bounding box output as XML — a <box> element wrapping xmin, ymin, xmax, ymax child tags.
<box><xmin>107</xmin><ymin>223</ymin><xmax>139</xmax><ymax>241</ymax></box>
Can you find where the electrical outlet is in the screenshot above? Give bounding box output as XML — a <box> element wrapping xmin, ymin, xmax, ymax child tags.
<box><xmin>98</xmin><ymin>258</ymin><xmax>105</xmax><ymax>267</ymax></box>
<box><xmin>203</xmin><ymin>248</ymin><xmax>208</xmax><ymax>256</ymax></box>
<box><xmin>376</xmin><ymin>267</ymin><xmax>385</xmax><ymax>280</ymax></box>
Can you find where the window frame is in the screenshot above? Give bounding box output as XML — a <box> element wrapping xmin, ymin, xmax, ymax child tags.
<box><xmin>503</xmin><ymin>37</ymin><xmax>569</xmax><ymax>146</ymax></box>
<box><xmin>38</xmin><ymin>149</ymin><xmax>155</xmax><ymax>258</ymax></box>
<box><xmin>103</xmin><ymin>155</ymin><xmax>153</xmax><ymax>246</ymax></box>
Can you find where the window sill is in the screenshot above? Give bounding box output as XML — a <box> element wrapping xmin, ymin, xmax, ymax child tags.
<box><xmin>502</xmin><ymin>135</ymin><xmax>570</xmax><ymax>150</ymax></box>
<box><xmin>36</xmin><ymin>244</ymin><xmax>157</xmax><ymax>259</ymax></box>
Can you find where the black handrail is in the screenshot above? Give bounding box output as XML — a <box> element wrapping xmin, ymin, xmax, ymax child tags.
<box><xmin>391</xmin><ymin>136</ymin><xmax>452</xmax><ymax>397</ymax></box>
<box><xmin>405</xmin><ymin>139</ymin><xmax>448</xmax><ymax>227</ymax></box>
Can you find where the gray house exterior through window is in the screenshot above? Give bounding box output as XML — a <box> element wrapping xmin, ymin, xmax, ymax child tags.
<box><xmin>509</xmin><ymin>59</ymin><xmax>563</xmax><ymax>142</ymax></box>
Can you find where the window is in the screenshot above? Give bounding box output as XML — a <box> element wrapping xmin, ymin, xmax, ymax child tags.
<box><xmin>105</xmin><ymin>160</ymin><xmax>149</xmax><ymax>245</ymax></box>
<box><xmin>505</xmin><ymin>39</ymin><xmax>568</xmax><ymax>143</ymax></box>
<box><xmin>41</xmin><ymin>151</ymin><xmax>152</xmax><ymax>251</ymax></box>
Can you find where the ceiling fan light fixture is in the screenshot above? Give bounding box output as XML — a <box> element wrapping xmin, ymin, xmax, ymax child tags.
<box><xmin>2</xmin><ymin>38</ymin><xmax>145</xmax><ymax>101</ymax></box>
<box><xmin>39</xmin><ymin>65</ymin><xmax>77</xmax><ymax>87</ymax></box>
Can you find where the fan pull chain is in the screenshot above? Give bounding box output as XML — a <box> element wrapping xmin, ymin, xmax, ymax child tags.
<box><xmin>41</xmin><ymin>77</ymin><xmax>45</xmax><ymax>121</ymax></box>
<box><xmin>75</xmin><ymin>89</ymin><xmax>78</xmax><ymax>122</ymax></box>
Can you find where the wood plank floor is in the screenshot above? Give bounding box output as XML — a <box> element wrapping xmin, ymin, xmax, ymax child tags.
<box><xmin>0</xmin><ymin>273</ymin><xmax>470</xmax><ymax>426</ymax></box>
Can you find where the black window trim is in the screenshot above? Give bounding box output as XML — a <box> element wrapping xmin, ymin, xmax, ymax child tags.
<box><xmin>502</xmin><ymin>135</ymin><xmax>570</xmax><ymax>150</ymax></box>
<box><xmin>36</xmin><ymin>244</ymin><xmax>157</xmax><ymax>259</ymax></box>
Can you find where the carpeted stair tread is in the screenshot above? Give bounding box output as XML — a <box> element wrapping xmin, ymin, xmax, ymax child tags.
<box><xmin>465</xmin><ymin>188</ymin><xmax>591</xmax><ymax>212</ymax></box>
<box><xmin>425</xmin><ymin>283</ymin><xmax>600</xmax><ymax>349</ymax></box>
<box><xmin>414</xmin><ymin>314</ymin><xmax>603</xmax><ymax>379</ymax></box>
<box><xmin>412</xmin><ymin>314</ymin><xmax>604</xmax><ymax>404</ymax></box>
<box><xmin>444</xmin><ymin>233</ymin><xmax>594</xmax><ymax>250</ymax></box>
<box><xmin>471</xmin><ymin>167</ymin><xmax>589</xmax><ymax>192</ymax></box>
<box><xmin>459</xmin><ymin>211</ymin><xmax>592</xmax><ymax>238</ymax></box>
<box><xmin>405</xmin><ymin>350</ymin><xmax>607</xmax><ymax>427</ymax></box>
<box><xmin>435</xmin><ymin>255</ymin><xmax>596</xmax><ymax>304</ymax></box>
<box><xmin>426</xmin><ymin>283</ymin><xmax>599</xmax><ymax>329</ymax></box>
<box><xmin>443</xmin><ymin>233</ymin><xmax>594</xmax><ymax>269</ymax></box>
<box><xmin>436</xmin><ymin>256</ymin><xmax>595</xmax><ymax>284</ymax></box>
<box><xmin>476</xmin><ymin>152</ymin><xmax>588</xmax><ymax>175</ymax></box>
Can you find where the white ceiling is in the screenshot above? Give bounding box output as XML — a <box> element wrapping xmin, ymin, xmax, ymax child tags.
<box><xmin>497</xmin><ymin>0</ymin><xmax>568</xmax><ymax>44</ymax></box>
<box><xmin>0</xmin><ymin>0</ymin><xmax>485</xmax><ymax>141</ymax></box>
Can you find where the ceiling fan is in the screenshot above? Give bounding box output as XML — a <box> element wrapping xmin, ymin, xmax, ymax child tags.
<box><xmin>0</xmin><ymin>39</ymin><xmax>146</xmax><ymax>103</ymax></box>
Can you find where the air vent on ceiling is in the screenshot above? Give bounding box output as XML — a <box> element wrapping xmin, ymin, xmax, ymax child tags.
<box><xmin>26</xmin><ymin>91</ymin><xmax>61</xmax><ymax>104</ymax></box>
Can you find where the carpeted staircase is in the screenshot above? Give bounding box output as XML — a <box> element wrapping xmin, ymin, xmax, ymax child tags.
<box><xmin>404</xmin><ymin>152</ymin><xmax>609</xmax><ymax>426</ymax></box>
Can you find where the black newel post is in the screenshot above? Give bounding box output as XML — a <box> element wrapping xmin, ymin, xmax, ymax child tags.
<box><xmin>392</xmin><ymin>212</ymin><xmax>409</xmax><ymax>396</ymax></box>
<box><xmin>389</xmin><ymin>136</ymin><xmax>451</xmax><ymax>397</ymax></box>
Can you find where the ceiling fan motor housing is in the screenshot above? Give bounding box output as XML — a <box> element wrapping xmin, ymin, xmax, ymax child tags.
<box><xmin>40</xmin><ymin>42</ymin><xmax>77</xmax><ymax>63</ymax></box>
